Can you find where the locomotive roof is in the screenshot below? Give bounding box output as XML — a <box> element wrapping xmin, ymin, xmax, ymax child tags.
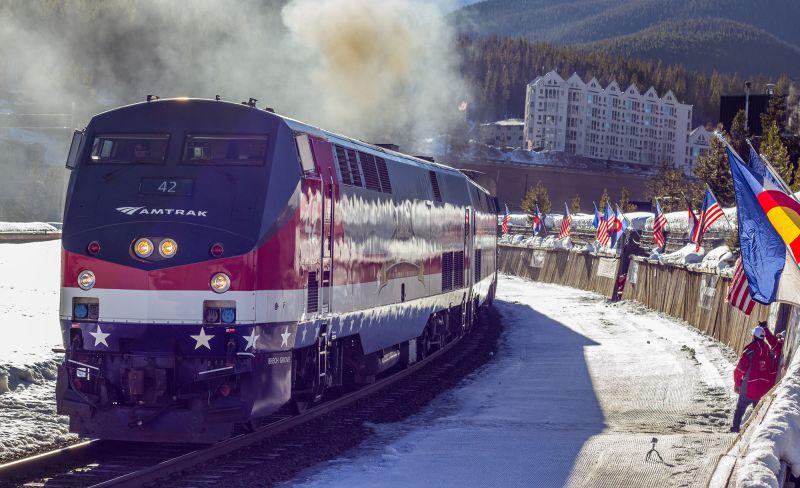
<box><xmin>88</xmin><ymin>98</ymin><xmax>490</xmax><ymax>195</ymax></box>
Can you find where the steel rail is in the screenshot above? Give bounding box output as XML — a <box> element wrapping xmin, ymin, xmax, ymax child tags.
<box><xmin>89</xmin><ymin>329</ymin><xmax>470</xmax><ymax>488</ymax></box>
<box><xmin>0</xmin><ymin>439</ymin><xmax>104</xmax><ymax>482</ymax></box>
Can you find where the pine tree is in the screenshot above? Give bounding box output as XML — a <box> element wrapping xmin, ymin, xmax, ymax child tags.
<box><xmin>760</xmin><ymin>122</ymin><xmax>794</xmax><ymax>185</ymax></box>
<box><xmin>730</xmin><ymin>109</ymin><xmax>748</xmax><ymax>158</ymax></box>
<box><xmin>619</xmin><ymin>187</ymin><xmax>637</xmax><ymax>212</ymax></box>
<box><xmin>570</xmin><ymin>193</ymin><xmax>581</xmax><ymax>213</ymax></box>
<box><xmin>694</xmin><ymin>133</ymin><xmax>735</xmax><ymax>207</ymax></box>
<box><xmin>761</xmin><ymin>89</ymin><xmax>788</xmax><ymax>137</ymax></box>
<box><xmin>520</xmin><ymin>180</ymin><xmax>552</xmax><ymax>217</ymax></box>
<box><xmin>598</xmin><ymin>188</ymin><xmax>610</xmax><ymax>212</ymax></box>
<box><xmin>646</xmin><ymin>160</ymin><xmax>689</xmax><ymax>211</ymax></box>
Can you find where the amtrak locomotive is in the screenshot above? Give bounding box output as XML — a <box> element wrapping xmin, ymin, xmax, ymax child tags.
<box><xmin>56</xmin><ymin>98</ymin><xmax>498</xmax><ymax>443</ymax></box>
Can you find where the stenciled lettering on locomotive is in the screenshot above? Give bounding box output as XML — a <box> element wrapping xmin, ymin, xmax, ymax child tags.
<box><xmin>116</xmin><ymin>206</ymin><xmax>208</xmax><ymax>217</ymax></box>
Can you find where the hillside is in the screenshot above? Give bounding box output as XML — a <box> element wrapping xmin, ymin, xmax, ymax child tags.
<box><xmin>456</xmin><ymin>36</ymin><xmax>789</xmax><ymax>126</ymax></box>
<box><xmin>583</xmin><ymin>18</ymin><xmax>800</xmax><ymax>78</ymax></box>
<box><xmin>453</xmin><ymin>0</ymin><xmax>800</xmax><ymax>77</ymax></box>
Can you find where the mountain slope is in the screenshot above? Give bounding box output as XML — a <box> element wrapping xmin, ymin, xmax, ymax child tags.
<box><xmin>453</xmin><ymin>0</ymin><xmax>800</xmax><ymax>76</ymax></box>
<box><xmin>583</xmin><ymin>18</ymin><xmax>800</xmax><ymax>77</ymax></box>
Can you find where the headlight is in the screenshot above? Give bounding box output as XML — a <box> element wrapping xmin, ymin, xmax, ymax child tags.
<box><xmin>77</xmin><ymin>270</ymin><xmax>95</xmax><ymax>290</ymax></box>
<box><xmin>210</xmin><ymin>272</ymin><xmax>231</xmax><ymax>293</ymax></box>
<box><xmin>73</xmin><ymin>303</ymin><xmax>88</xmax><ymax>318</ymax></box>
<box><xmin>134</xmin><ymin>238</ymin><xmax>154</xmax><ymax>258</ymax></box>
<box><xmin>159</xmin><ymin>238</ymin><xmax>178</xmax><ymax>258</ymax></box>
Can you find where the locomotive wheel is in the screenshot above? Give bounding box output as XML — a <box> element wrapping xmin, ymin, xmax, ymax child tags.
<box><xmin>417</xmin><ymin>328</ymin><xmax>431</xmax><ymax>360</ymax></box>
<box><xmin>291</xmin><ymin>399</ymin><xmax>310</xmax><ymax>414</ymax></box>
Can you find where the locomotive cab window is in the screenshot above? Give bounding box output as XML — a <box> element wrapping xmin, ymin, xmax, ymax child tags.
<box><xmin>90</xmin><ymin>134</ymin><xmax>169</xmax><ymax>164</ymax></box>
<box><xmin>182</xmin><ymin>135</ymin><xmax>267</xmax><ymax>165</ymax></box>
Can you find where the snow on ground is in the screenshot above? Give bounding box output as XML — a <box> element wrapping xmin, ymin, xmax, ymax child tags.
<box><xmin>283</xmin><ymin>275</ymin><xmax>740</xmax><ymax>488</ymax></box>
<box><xmin>0</xmin><ymin>239</ymin><xmax>75</xmax><ymax>463</ymax></box>
<box><xmin>736</xmin><ymin>347</ymin><xmax>800</xmax><ymax>487</ymax></box>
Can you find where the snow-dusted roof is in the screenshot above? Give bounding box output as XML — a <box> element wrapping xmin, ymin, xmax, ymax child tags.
<box><xmin>481</xmin><ymin>119</ymin><xmax>524</xmax><ymax>127</ymax></box>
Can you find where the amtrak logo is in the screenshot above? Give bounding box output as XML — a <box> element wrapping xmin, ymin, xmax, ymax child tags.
<box><xmin>117</xmin><ymin>206</ymin><xmax>145</xmax><ymax>215</ymax></box>
<box><xmin>116</xmin><ymin>206</ymin><xmax>208</xmax><ymax>217</ymax></box>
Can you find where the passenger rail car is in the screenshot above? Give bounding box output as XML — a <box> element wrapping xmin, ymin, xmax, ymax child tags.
<box><xmin>56</xmin><ymin>98</ymin><xmax>498</xmax><ymax>442</ymax></box>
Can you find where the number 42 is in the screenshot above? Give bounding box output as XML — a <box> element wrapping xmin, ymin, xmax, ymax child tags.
<box><xmin>158</xmin><ymin>181</ymin><xmax>177</xmax><ymax>193</ymax></box>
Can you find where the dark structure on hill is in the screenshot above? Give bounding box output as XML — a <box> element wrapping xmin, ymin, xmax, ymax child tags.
<box><xmin>720</xmin><ymin>93</ymin><xmax>779</xmax><ymax>135</ymax></box>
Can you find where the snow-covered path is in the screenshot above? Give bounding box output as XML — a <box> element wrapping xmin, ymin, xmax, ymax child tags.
<box><xmin>284</xmin><ymin>274</ymin><xmax>740</xmax><ymax>488</ymax></box>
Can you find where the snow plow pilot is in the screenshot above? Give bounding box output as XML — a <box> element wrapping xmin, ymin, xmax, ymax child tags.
<box><xmin>730</xmin><ymin>322</ymin><xmax>784</xmax><ymax>432</ymax></box>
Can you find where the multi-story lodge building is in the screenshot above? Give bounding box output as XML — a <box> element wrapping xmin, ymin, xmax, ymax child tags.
<box><xmin>524</xmin><ymin>71</ymin><xmax>694</xmax><ymax>172</ymax></box>
<box><xmin>477</xmin><ymin>119</ymin><xmax>525</xmax><ymax>148</ymax></box>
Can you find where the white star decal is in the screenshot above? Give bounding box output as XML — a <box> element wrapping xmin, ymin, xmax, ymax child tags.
<box><xmin>190</xmin><ymin>328</ymin><xmax>214</xmax><ymax>350</ymax></box>
<box><xmin>280</xmin><ymin>326</ymin><xmax>292</xmax><ymax>348</ymax></box>
<box><xmin>89</xmin><ymin>325</ymin><xmax>110</xmax><ymax>347</ymax></box>
<box><xmin>244</xmin><ymin>328</ymin><xmax>259</xmax><ymax>350</ymax></box>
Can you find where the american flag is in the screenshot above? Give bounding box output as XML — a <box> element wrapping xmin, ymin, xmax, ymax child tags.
<box><xmin>596</xmin><ymin>205</ymin><xmax>612</xmax><ymax>246</ymax></box>
<box><xmin>726</xmin><ymin>257</ymin><xmax>755</xmax><ymax>315</ymax></box>
<box><xmin>692</xmin><ymin>189</ymin><xmax>724</xmax><ymax>250</ymax></box>
<box><xmin>502</xmin><ymin>205</ymin><xmax>511</xmax><ymax>235</ymax></box>
<box><xmin>653</xmin><ymin>200</ymin><xmax>667</xmax><ymax>249</ymax></box>
<box><xmin>532</xmin><ymin>205</ymin><xmax>543</xmax><ymax>235</ymax></box>
<box><xmin>558</xmin><ymin>202</ymin><xmax>572</xmax><ymax>239</ymax></box>
<box><xmin>686</xmin><ymin>196</ymin><xmax>699</xmax><ymax>239</ymax></box>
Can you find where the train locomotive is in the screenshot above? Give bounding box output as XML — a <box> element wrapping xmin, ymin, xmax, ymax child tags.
<box><xmin>56</xmin><ymin>98</ymin><xmax>498</xmax><ymax>443</ymax></box>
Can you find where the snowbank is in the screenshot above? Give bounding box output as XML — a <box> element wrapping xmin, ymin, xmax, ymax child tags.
<box><xmin>736</xmin><ymin>349</ymin><xmax>800</xmax><ymax>487</ymax></box>
<box><xmin>0</xmin><ymin>239</ymin><xmax>75</xmax><ymax>462</ymax></box>
<box><xmin>658</xmin><ymin>243</ymin><xmax>706</xmax><ymax>266</ymax></box>
<box><xmin>0</xmin><ymin>222</ymin><xmax>59</xmax><ymax>233</ymax></box>
<box><xmin>687</xmin><ymin>246</ymin><xmax>735</xmax><ymax>272</ymax></box>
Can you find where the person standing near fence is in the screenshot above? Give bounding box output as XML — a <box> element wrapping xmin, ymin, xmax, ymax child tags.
<box><xmin>762</xmin><ymin>322</ymin><xmax>786</xmax><ymax>385</ymax></box>
<box><xmin>730</xmin><ymin>324</ymin><xmax>780</xmax><ymax>432</ymax></box>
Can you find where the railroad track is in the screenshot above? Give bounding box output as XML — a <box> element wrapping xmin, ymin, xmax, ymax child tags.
<box><xmin>0</xmin><ymin>306</ymin><xmax>500</xmax><ymax>488</ymax></box>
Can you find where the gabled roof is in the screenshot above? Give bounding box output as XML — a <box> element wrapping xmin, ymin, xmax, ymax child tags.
<box><xmin>690</xmin><ymin>126</ymin><xmax>712</xmax><ymax>144</ymax></box>
<box><xmin>606</xmin><ymin>80</ymin><xmax>621</xmax><ymax>92</ymax></box>
<box><xmin>625</xmin><ymin>84</ymin><xmax>640</xmax><ymax>96</ymax></box>
<box><xmin>530</xmin><ymin>70</ymin><xmax>565</xmax><ymax>87</ymax></box>
<box><xmin>662</xmin><ymin>90</ymin><xmax>676</xmax><ymax>103</ymax></box>
<box><xmin>567</xmin><ymin>73</ymin><xmax>586</xmax><ymax>88</ymax></box>
<box><xmin>644</xmin><ymin>87</ymin><xmax>659</xmax><ymax>98</ymax></box>
<box><xmin>587</xmin><ymin>77</ymin><xmax>601</xmax><ymax>90</ymax></box>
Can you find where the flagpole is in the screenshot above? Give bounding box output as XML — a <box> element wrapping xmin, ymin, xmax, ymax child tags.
<box><xmin>748</xmin><ymin>138</ymin><xmax>800</xmax><ymax>202</ymax></box>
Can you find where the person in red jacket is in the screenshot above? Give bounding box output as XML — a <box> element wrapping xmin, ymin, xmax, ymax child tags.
<box><xmin>730</xmin><ymin>324</ymin><xmax>780</xmax><ymax>432</ymax></box>
<box><xmin>763</xmin><ymin>323</ymin><xmax>786</xmax><ymax>385</ymax></box>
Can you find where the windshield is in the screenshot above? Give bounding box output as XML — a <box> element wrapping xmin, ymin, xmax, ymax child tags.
<box><xmin>182</xmin><ymin>134</ymin><xmax>268</xmax><ymax>165</ymax></box>
<box><xmin>90</xmin><ymin>134</ymin><xmax>169</xmax><ymax>164</ymax></box>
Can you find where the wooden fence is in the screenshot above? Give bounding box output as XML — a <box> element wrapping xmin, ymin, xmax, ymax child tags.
<box><xmin>499</xmin><ymin>245</ymin><xmax>763</xmax><ymax>353</ymax></box>
<box><xmin>623</xmin><ymin>258</ymin><xmax>768</xmax><ymax>353</ymax></box>
<box><xmin>498</xmin><ymin>246</ymin><xmax>618</xmax><ymax>298</ymax></box>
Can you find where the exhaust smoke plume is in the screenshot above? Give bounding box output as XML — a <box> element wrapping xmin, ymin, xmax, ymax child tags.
<box><xmin>281</xmin><ymin>0</ymin><xmax>466</xmax><ymax>146</ymax></box>
<box><xmin>0</xmin><ymin>0</ymin><xmax>467</xmax><ymax>219</ymax></box>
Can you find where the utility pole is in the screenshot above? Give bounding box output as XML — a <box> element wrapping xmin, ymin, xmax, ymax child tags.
<box><xmin>744</xmin><ymin>80</ymin><xmax>752</xmax><ymax>133</ymax></box>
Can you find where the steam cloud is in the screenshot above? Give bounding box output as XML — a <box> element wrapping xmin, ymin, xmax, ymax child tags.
<box><xmin>1</xmin><ymin>0</ymin><xmax>466</xmax><ymax>150</ymax></box>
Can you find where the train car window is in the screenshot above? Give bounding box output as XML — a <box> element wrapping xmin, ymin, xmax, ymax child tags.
<box><xmin>182</xmin><ymin>135</ymin><xmax>267</xmax><ymax>165</ymax></box>
<box><xmin>90</xmin><ymin>134</ymin><xmax>169</xmax><ymax>164</ymax></box>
